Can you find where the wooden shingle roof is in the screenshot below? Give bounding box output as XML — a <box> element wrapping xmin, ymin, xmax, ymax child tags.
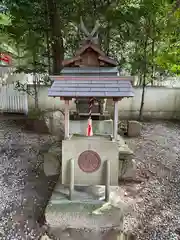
<box><xmin>48</xmin><ymin>75</ymin><xmax>134</xmax><ymax>98</ymax></box>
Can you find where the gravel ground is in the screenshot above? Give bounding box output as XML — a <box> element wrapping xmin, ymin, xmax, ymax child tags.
<box><xmin>124</xmin><ymin>121</ymin><xmax>180</xmax><ymax>240</ymax></box>
<box><xmin>0</xmin><ymin>119</ymin><xmax>58</xmax><ymax>240</ymax></box>
<box><xmin>1</xmin><ymin>119</ymin><xmax>180</xmax><ymax>240</ymax></box>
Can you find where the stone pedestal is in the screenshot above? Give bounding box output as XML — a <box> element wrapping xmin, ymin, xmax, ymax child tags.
<box><xmin>44</xmin><ymin>135</ymin><xmax>135</xmax><ymax>239</ymax></box>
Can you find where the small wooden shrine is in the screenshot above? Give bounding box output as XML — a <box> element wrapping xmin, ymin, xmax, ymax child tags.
<box><xmin>48</xmin><ymin>20</ymin><xmax>134</xmax><ymax>140</ymax></box>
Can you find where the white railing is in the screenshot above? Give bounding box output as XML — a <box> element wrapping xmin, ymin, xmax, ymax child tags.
<box><xmin>0</xmin><ymin>84</ymin><xmax>28</xmax><ymax>114</ymax></box>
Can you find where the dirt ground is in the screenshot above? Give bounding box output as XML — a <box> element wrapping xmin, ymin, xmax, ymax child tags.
<box><xmin>0</xmin><ymin>119</ymin><xmax>180</xmax><ymax>239</ymax></box>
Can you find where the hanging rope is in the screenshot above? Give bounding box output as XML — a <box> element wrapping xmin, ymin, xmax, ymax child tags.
<box><xmin>87</xmin><ymin>97</ymin><xmax>95</xmax><ymax>136</ymax></box>
<box><xmin>88</xmin><ymin>97</ymin><xmax>95</xmax><ymax>119</ymax></box>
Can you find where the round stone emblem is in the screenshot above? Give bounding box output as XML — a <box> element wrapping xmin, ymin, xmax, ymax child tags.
<box><xmin>78</xmin><ymin>150</ymin><xmax>101</xmax><ymax>173</ymax></box>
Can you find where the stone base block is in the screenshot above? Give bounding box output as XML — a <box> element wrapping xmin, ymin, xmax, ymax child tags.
<box><xmin>45</xmin><ymin>186</ymin><xmax>125</xmax><ymax>239</ymax></box>
<box><xmin>43</xmin><ymin>143</ymin><xmax>62</xmax><ymax>176</ymax></box>
<box><xmin>127</xmin><ymin>121</ymin><xmax>142</xmax><ymax>137</ymax></box>
<box><xmin>117</xmin><ymin>135</ymin><xmax>134</xmax><ymax>161</ymax></box>
<box><xmin>43</xmin><ymin>153</ymin><xmax>61</xmax><ymax>176</ymax></box>
<box><xmin>116</xmin><ymin>135</ymin><xmax>136</xmax><ymax>181</ymax></box>
<box><xmin>119</xmin><ymin>159</ymin><xmax>137</xmax><ymax>181</ymax></box>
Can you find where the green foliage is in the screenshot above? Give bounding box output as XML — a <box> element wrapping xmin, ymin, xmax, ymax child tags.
<box><xmin>28</xmin><ymin>108</ymin><xmax>45</xmax><ymax>120</ymax></box>
<box><xmin>1</xmin><ymin>0</ymin><xmax>178</xmax><ymax>79</ymax></box>
<box><xmin>156</xmin><ymin>43</ymin><xmax>180</xmax><ymax>75</ymax></box>
<box><xmin>0</xmin><ymin>13</ymin><xmax>11</xmax><ymax>25</ymax></box>
<box><xmin>0</xmin><ymin>12</ymin><xmax>18</xmax><ymax>54</ymax></box>
<box><xmin>1</xmin><ymin>0</ymin><xmax>178</xmax><ymax>120</ymax></box>
<box><xmin>155</xmin><ymin>8</ymin><xmax>180</xmax><ymax>75</ymax></box>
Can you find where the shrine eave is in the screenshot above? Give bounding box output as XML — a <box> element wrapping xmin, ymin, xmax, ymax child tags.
<box><xmin>48</xmin><ymin>77</ymin><xmax>134</xmax><ymax>98</ymax></box>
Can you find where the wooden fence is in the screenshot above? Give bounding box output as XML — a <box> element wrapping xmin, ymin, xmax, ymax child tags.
<box><xmin>0</xmin><ymin>84</ymin><xmax>28</xmax><ymax>114</ymax></box>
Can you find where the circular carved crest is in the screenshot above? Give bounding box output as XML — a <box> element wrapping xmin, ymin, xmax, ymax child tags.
<box><xmin>78</xmin><ymin>150</ymin><xmax>101</xmax><ymax>173</ymax></box>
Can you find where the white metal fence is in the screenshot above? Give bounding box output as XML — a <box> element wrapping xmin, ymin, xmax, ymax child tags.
<box><xmin>0</xmin><ymin>84</ymin><xmax>28</xmax><ymax>114</ymax></box>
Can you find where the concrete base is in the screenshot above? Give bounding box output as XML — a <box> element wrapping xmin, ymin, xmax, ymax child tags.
<box><xmin>42</xmin><ymin>134</ymin><xmax>135</xmax><ymax>181</ymax></box>
<box><xmin>45</xmin><ymin>185</ymin><xmax>125</xmax><ymax>239</ymax></box>
<box><xmin>62</xmin><ymin>135</ymin><xmax>119</xmax><ymax>185</ymax></box>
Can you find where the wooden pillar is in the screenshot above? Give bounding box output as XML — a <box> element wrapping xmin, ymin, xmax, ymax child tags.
<box><xmin>64</xmin><ymin>99</ymin><xmax>70</xmax><ymax>139</ymax></box>
<box><xmin>113</xmin><ymin>99</ymin><xmax>119</xmax><ymax>141</ymax></box>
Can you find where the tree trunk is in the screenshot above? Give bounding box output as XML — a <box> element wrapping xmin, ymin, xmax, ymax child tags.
<box><xmin>104</xmin><ymin>0</ymin><xmax>111</xmax><ymax>55</ymax></box>
<box><xmin>32</xmin><ymin>52</ymin><xmax>39</xmax><ymax>109</ymax></box>
<box><xmin>17</xmin><ymin>45</ymin><xmax>20</xmax><ymax>67</ymax></box>
<box><xmin>105</xmin><ymin>21</ymin><xmax>110</xmax><ymax>55</ymax></box>
<box><xmin>46</xmin><ymin>31</ymin><xmax>51</xmax><ymax>74</ymax></box>
<box><xmin>139</xmin><ymin>35</ymin><xmax>148</xmax><ymax>121</ymax></box>
<box><xmin>138</xmin><ymin>73</ymin><xmax>143</xmax><ymax>86</ymax></box>
<box><xmin>48</xmin><ymin>0</ymin><xmax>64</xmax><ymax>74</ymax></box>
<box><xmin>151</xmin><ymin>38</ymin><xmax>155</xmax><ymax>86</ymax></box>
<box><xmin>139</xmin><ymin>72</ymin><xmax>146</xmax><ymax>121</ymax></box>
<box><xmin>33</xmin><ymin>73</ymin><xmax>39</xmax><ymax>109</ymax></box>
<box><xmin>45</xmin><ymin>0</ymin><xmax>51</xmax><ymax>74</ymax></box>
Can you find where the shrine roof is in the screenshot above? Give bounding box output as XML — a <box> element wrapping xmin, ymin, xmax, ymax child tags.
<box><xmin>62</xmin><ymin>43</ymin><xmax>117</xmax><ymax>67</ymax></box>
<box><xmin>61</xmin><ymin>67</ymin><xmax>119</xmax><ymax>75</ymax></box>
<box><xmin>48</xmin><ymin>75</ymin><xmax>134</xmax><ymax>98</ymax></box>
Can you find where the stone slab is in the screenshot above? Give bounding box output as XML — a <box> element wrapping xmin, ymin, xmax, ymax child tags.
<box><xmin>45</xmin><ymin>186</ymin><xmax>125</xmax><ymax>234</ymax></box>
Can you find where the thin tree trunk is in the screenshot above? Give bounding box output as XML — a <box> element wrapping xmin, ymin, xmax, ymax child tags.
<box><xmin>105</xmin><ymin>21</ymin><xmax>110</xmax><ymax>55</ymax></box>
<box><xmin>139</xmin><ymin>72</ymin><xmax>146</xmax><ymax>121</ymax></box>
<box><xmin>32</xmin><ymin>53</ymin><xmax>39</xmax><ymax>109</ymax></box>
<box><xmin>45</xmin><ymin>0</ymin><xmax>51</xmax><ymax>74</ymax></box>
<box><xmin>33</xmin><ymin>73</ymin><xmax>39</xmax><ymax>109</ymax></box>
<box><xmin>151</xmin><ymin>38</ymin><xmax>155</xmax><ymax>86</ymax></box>
<box><xmin>138</xmin><ymin>73</ymin><xmax>143</xmax><ymax>86</ymax></box>
<box><xmin>139</xmin><ymin>36</ymin><xmax>148</xmax><ymax>121</ymax></box>
<box><xmin>105</xmin><ymin>0</ymin><xmax>111</xmax><ymax>55</ymax></box>
<box><xmin>48</xmin><ymin>0</ymin><xmax>64</xmax><ymax>75</ymax></box>
<box><xmin>46</xmin><ymin>32</ymin><xmax>51</xmax><ymax>74</ymax></box>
